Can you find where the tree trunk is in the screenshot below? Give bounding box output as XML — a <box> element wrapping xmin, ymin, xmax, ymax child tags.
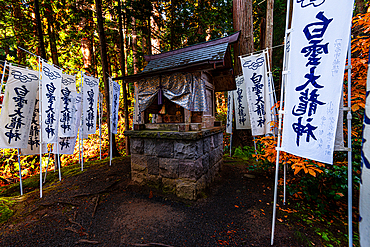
<box><xmin>95</xmin><ymin>0</ymin><xmax>120</xmax><ymax>157</ymax></box>
<box><xmin>47</xmin><ymin>21</ymin><xmax>59</xmax><ymax>66</ymax></box>
<box><xmin>232</xmin><ymin>0</ymin><xmax>254</xmax><ymax>149</ymax></box>
<box><xmin>34</xmin><ymin>0</ymin><xmax>47</xmax><ymax>60</ymax></box>
<box><xmin>265</xmin><ymin>0</ymin><xmax>274</xmax><ymax>66</ymax></box>
<box><xmin>259</xmin><ymin>17</ymin><xmax>266</xmax><ymax>50</ymax></box>
<box><xmin>147</xmin><ymin>15</ymin><xmax>152</xmax><ymax>55</ymax></box>
<box><xmin>13</xmin><ymin>1</ymin><xmax>26</xmax><ymax>64</ymax></box>
<box><xmin>118</xmin><ymin>0</ymin><xmax>130</xmax><ymax>155</ymax></box>
<box><xmin>356</xmin><ymin>0</ymin><xmax>366</xmax><ymax>14</ymax></box>
<box><xmin>132</xmin><ymin>16</ymin><xmax>139</xmax><ymax>74</ymax></box>
<box><xmin>233</xmin><ymin>0</ymin><xmax>254</xmax><ymax>75</ymax></box>
<box><xmin>170</xmin><ymin>0</ymin><xmax>175</xmax><ymax>50</ymax></box>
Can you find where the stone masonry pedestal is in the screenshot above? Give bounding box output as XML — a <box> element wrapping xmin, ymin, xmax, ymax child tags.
<box><xmin>125</xmin><ymin>127</ymin><xmax>224</xmax><ymax>200</ymax></box>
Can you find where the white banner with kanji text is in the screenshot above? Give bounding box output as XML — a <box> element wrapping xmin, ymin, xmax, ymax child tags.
<box><xmin>240</xmin><ymin>52</ymin><xmax>273</xmax><ymax>136</ymax></box>
<box><xmin>41</xmin><ymin>62</ymin><xmax>62</xmax><ymax>143</ymax></box>
<box><xmin>280</xmin><ymin>0</ymin><xmax>354</xmax><ymax>164</ymax></box>
<box><xmin>82</xmin><ymin>74</ymin><xmax>99</xmax><ymax>137</ymax></box>
<box><xmin>0</xmin><ymin>66</ymin><xmax>39</xmax><ymax>149</ymax></box>
<box><xmin>110</xmin><ymin>79</ymin><xmax>120</xmax><ymax>134</ymax></box>
<box><xmin>233</xmin><ymin>76</ymin><xmax>251</xmax><ymax>130</ymax></box>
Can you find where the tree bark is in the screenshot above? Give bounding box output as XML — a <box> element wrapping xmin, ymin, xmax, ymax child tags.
<box><xmin>13</xmin><ymin>1</ymin><xmax>26</xmax><ymax>64</ymax></box>
<box><xmin>265</xmin><ymin>0</ymin><xmax>274</xmax><ymax>66</ymax></box>
<box><xmin>170</xmin><ymin>0</ymin><xmax>175</xmax><ymax>50</ymax></box>
<box><xmin>118</xmin><ymin>0</ymin><xmax>130</xmax><ymax>155</ymax></box>
<box><xmin>233</xmin><ymin>0</ymin><xmax>254</xmax><ymax>75</ymax></box>
<box><xmin>356</xmin><ymin>0</ymin><xmax>366</xmax><ymax>14</ymax></box>
<box><xmin>232</xmin><ymin>0</ymin><xmax>254</xmax><ymax>149</ymax></box>
<box><xmin>132</xmin><ymin>16</ymin><xmax>139</xmax><ymax>74</ymax></box>
<box><xmin>95</xmin><ymin>0</ymin><xmax>120</xmax><ymax>157</ymax></box>
<box><xmin>34</xmin><ymin>0</ymin><xmax>47</xmax><ymax>59</ymax></box>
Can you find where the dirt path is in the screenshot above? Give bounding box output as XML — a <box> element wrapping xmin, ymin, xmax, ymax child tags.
<box><xmin>0</xmin><ymin>157</ymin><xmax>319</xmax><ymax>246</ymax></box>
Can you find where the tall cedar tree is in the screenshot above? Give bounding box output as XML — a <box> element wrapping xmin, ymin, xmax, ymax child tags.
<box><xmin>95</xmin><ymin>0</ymin><xmax>120</xmax><ymax>157</ymax></box>
<box><xmin>117</xmin><ymin>0</ymin><xmax>130</xmax><ymax>154</ymax></box>
<box><xmin>232</xmin><ymin>0</ymin><xmax>254</xmax><ymax>148</ymax></box>
<box><xmin>34</xmin><ymin>0</ymin><xmax>46</xmax><ymax>59</ymax></box>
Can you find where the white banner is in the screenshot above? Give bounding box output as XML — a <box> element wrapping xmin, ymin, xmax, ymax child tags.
<box><xmin>241</xmin><ymin>52</ymin><xmax>273</xmax><ymax>136</ymax></box>
<box><xmin>58</xmin><ymin>74</ymin><xmax>77</xmax><ymax>137</ymax></box>
<box><xmin>21</xmin><ymin>90</ymin><xmax>47</xmax><ymax>155</ymax></box>
<box><xmin>82</xmin><ymin>74</ymin><xmax>99</xmax><ymax>137</ymax></box>
<box><xmin>280</xmin><ymin>0</ymin><xmax>354</xmax><ymax>164</ymax></box>
<box><xmin>111</xmin><ymin>79</ymin><xmax>120</xmax><ymax>134</ymax></box>
<box><xmin>360</xmin><ymin>59</ymin><xmax>370</xmax><ymax>246</ymax></box>
<box><xmin>41</xmin><ymin>62</ymin><xmax>62</xmax><ymax>143</ymax></box>
<box><xmin>226</xmin><ymin>91</ymin><xmax>234</xmax><ymax>134</ymax></box>
<box><xmin>0</xmin><ymin>66</ymin><xmax>39</xmax><ymax>149</ymax></box>
<box><xmin>53</xmin><ymin>93</ymin><xmax>82</xmax><ymax>155</ymax></box>
<box><xmin>233</xmin><ymin>75</ymin><xmax>251</xmax><ymax>130</ymax></box>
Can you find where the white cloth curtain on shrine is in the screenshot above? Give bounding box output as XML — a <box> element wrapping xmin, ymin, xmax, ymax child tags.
<box><xmin>41</xmin><ymin>62</ymin><xmax>62</xmax><ymax>144</ymax></box>
<box><xmin>58</xmin><ymin>74</ymin><xmax>77</xmax><ymax>137</ymax></box>
<box><xmin>280</xmin><ymin>0</ymin><xmax>354</xmax><ymax>164</ymax></box>
<box><xmin>137</xmin><ymin>72</ymin><xmax>207</xmax><ymax>113</ymax></box>
<box><xmin>21</xmin><ymin>90</ymin><xmax>47</xmax><ymax>155</ymax></box>
<box><xmin>110</xmin><ymin>79</ymin><xmax>120</xmax><ymax>134</ymax></box>
<box><xmin>82</xmin><ymin>74</ymin><xmax>99</xmax><ymax>137</ymax></box>
<box><xmin>0</xmin><ymin>66</ymin><xmax>39</xmax><ymax>149</ymax></box>
<box><xmin>240</xmin><ymin>53</ymin><xmax>272</xmax><ymax>136</ymax></box>
<box><xmin>53</xmin><ymin>92</ymin><xmax>82</xmax><ymax>155</ymax></box>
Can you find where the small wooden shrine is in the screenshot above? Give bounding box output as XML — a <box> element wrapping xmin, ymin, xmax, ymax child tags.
<box><xmin>118</xmin><ymin>32</ymin><xmax>240</xmax><ymax>200</ymax></box>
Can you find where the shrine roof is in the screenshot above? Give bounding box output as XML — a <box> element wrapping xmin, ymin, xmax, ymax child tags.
<box><xmin>114</xmin><ymin>31</ymin><xmax>240</xmax><ymax>83</ymax></box>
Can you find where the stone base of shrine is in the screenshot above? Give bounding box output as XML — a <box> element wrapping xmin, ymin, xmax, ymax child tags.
<box><xmin>125</xmin><ymin>127</ymin><xmax>224</xmax><ymax>200</ymax></box>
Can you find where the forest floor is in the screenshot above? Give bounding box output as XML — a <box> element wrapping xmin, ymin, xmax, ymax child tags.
<box><xmin>0</xmin><ymin>156</ymin><xmax>350</xmax><ymax>247</ymax></box>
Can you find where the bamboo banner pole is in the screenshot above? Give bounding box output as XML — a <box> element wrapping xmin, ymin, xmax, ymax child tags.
<box><xmin>271</xmin><ymin>0</ymin><xmax>291</xmax><ymax>243</ymax></box>
<box><xmin>17</xmin><ymin>149</ymin><xmax>23</xmax><ymax>195</ymax></box>
<box><xmin>99</xmin><ymin>92</ymin><xmax>102</xmax><ymax>160</ymax></box>
<box><xmin>346</xmin><ymin>35</ymin><xmax>353</xmax><ymax>247</ymax></box>
<box><xmin>80</xmin><ymin>73</ymin><xmax>84</xmax><ymax>171</ymax></box>
<box><xmin>109</xmin><ymin>79</ymin><xmax>112</xmax><ymax>167</ymax></box>
<box><xmin>0</xmin><ymin>60</ymin><xmax>7</xmax><ymax>94</ymax></box>
<box><xmin>38</xmin><ymin>56</ymin><xmax>43</xmax><ymax>198</ymax></box>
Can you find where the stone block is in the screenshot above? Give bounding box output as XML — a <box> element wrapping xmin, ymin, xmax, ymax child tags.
<box><xmin>130</xmin><ymin>138</ymin><xmax>144</xmax><ymax>154</ymax></box>
<box><xmin>144</xmin><ymin>139</ymin><xmax>157</xmax><ymax>156</ymax></box>
<box><xmin>213</xmin><ymin>132</ymin><xmax>223</xmax><ymax>148</ymax></box>
<box><xmin>174</xmin><ymin>140</ymin><xmax>203</xmax><ymax>159</ymax></box>
<box><xmin>146</xmin><ymin>174</ymin><xmax>161</xmax><ymax>187</ymax></box>
<box><xmin>176</xmin><ymin>180</ymin><xmax>197</xmax><ymax>200</ymax></box>
<box><xmin>210</xmin><ymin>136</ymin><xmax>216</xmax><ymax>149</ymax></box>
<box><xmin>196</xmin><ymin>174</ymin><xmax>207</xmax><ymax>193</ymax></box>
<box><xmin>202</xmin><ymin>153</ymin><xmax>210</xmax><ymax>172</ymax></box>
<box><xmin>159</xmin><ymin>158</ymin><xmax>179</xmax><ymax>178</ymax></box>
<box><xmin>178</xmin><ymin>158</ymin><xmax>203</xmax><ymax>181</ymax></box>
<box><xmin>217</xmin><ymin>132</ymin><xmax>224</xmax><ymax>147</ymax></box>
<box><xmin>209</xmin><ymin>146</ymin><xmax>223</xmax><ymax>166</ymax></box>
<box><xmin>146</xmin><ymin>156</ymin><xmax>159</xmax><ymax>175</ymax></box>
<box><xmin>131</xmin><ymin>154</ymin><xmax>147</xmax><ymax>172</ymax></box>
<box><xmin>214</xmin><ymin>160</ymin><xmax>222</xmax><ymax>175</ymax></box>
<box><xmin>156</xmin><ymin>140</ymin><xmax>174</xmax><ymax>158</ymax></box>
<box><xmin>131</xmin><ymin>171</ymin><xmax>146</xmax><ymax>185</ymax></box>
<box><xmin>162</xmin><ymin>178</ymin><xmax>176</xmax><ymax>193</ymax></box>
<box><xmin>203</xmin><ymin>136</ymin><xmax>211</xmax><ymax>154</ymax></box>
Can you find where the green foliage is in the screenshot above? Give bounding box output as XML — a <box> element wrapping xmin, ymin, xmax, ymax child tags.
<box><xmin>0</xmin><ymin>197</ymin><xmax>14</xmax><ymax>224</ymax></box>
<box><xmin>287</xmin><ymin>160</ymin><xmax>361</xmax><ymax>213</ymax></box>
